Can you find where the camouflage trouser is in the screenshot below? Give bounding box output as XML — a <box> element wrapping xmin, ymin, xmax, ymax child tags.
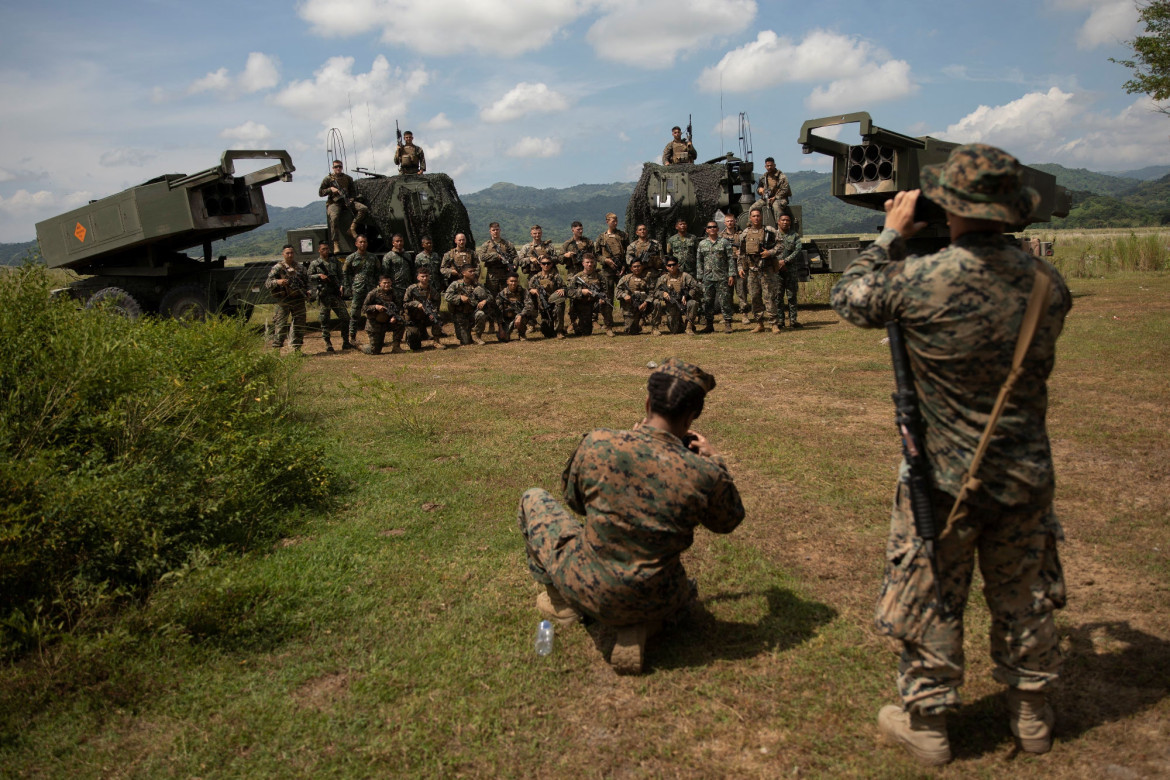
<box><xmin>568</xmin><ymin>299</ymin><xmax>612</xmax><ymax>336</ymax></box>
<box><xmin>272</xmin><ymin>299</ymin><xmax>307</xmax><ymax>349</ymax></box>
<box><xmin>404</xmin><ymin>318</ymin><xmax>444</xmax><ymax>350</ymax></box>
<box><xmin>746</xmin><ymin>267</ymin><xmax>780</xmax><ymax>325</ymax></box>
<box><xmin>326</xmin><ymin>201</ymin><xmax>369</xmax><ymax>250</ymax></box>
<box><xmin>876</xmin><ymin>481</ymin><xmax>1066</xmax><ymax>716</ymax></box>
<box><xmin>364</xmin><ymin>321</ymin><xmax>404</xmax><ymax>354</ymax></box>
<box><xmin>651</xmin><ymin>298</ymin><xmax>699</xmax><ymax>333</ymax></box>
<box><xmin>517</xmin><ymin>488</ymin><xmax>692</xmax><ymax>627</ymax></box>
<box><xmin>599</xmin><ymin>269</ymin><xmax>618</xmax><ymax>304</ymax></box>
<box><xmin>348</xmin><ymin>285</ymin><xmax>371</xmax><ymax>342</ymax></box>
<box><xmin>451</xmin><ymin>310</ymin><xmax>488</xmax><ymax>344</ymax></box>
<box><xmin>535</xmin><ymin>293</ymin><xmax>566</xmax><ymax>336</ymax></box>
<box><xmin>701</xmin><ymin>279</ymin><xmax>735</xmax><ymax>325</ymax></box>
<box><xmin>484</xmin><ymin>273</ymin><xmax>507</xmax><ymax>298</ymax></box>
<box><xmin>777</xmin><ymin>264</ymin><xmax>799</xmax><ymax>325</ymax></box>
<box><xmin>749</xmin><ymin>198</ymin><xmax>787</xmax><ymax>225</ymax></box>
<box><xmin>316</xmin><ymin>294</ymin><xmax>350</xmax><ymax>347</ymax></box>
<box><xmin>497</xmin><ymin>313</ymin><xmax>532</xmax><ymax>342</ymax></box>
<box><xmin>620</xmin><ymin>299</ymin><xmax>651</xmax><ymax>335</ymax></box>
<box><xmin>735</xmin><ymin>273</ymin><xmax>751</xmax><ymax>313</ymax></box>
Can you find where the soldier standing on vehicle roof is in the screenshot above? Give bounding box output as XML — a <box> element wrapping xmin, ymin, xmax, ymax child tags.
<box><xmin>307</xmin><ymin>240</ymin><xmax>352</xmax><ymax>352</ymax></box>
<box><xmin>831</xmin><ymin>143</ymin><xmax>1071</xmax><ymax>767</ymax></box>
<box><xmin>737</xmin><ymin>207</ymin><xmax>782</xmax><ymax>333</ymax></box>
<box><xmin>319</xmin><ymin>160</ymin><xmax>370</xmax><ymax>252</ymax></box>
<box><xmin>394</xmin><ymin>131</ymin><xmax>426</xmax><ymax>175</ymax></box>
<box><xmin>753</xmin><ymin>157</ymin><xmax>792</xmax><ymax>224</ymax></box>
<box><xmin>595</xmin><ymin>212</ymin><xmax>629</xmax><ymax>305</ymax></box>
<box><xmin>266</xmin><ymin>244</ymin><xmax>310</xmax><ymax>352</ymax></box>
<box><xmin>662</xmin><ymin>125</ymin><xmax>697</xmax><ymax>165</ymax></box>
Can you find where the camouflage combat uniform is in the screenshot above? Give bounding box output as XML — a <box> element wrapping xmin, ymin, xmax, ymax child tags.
<box><xmin>738</xmin><ymin>225</ymin><xmax>781</xmax><ymax>326</ymax></box>
<box><xmin>265</xmin><ymin>258</ymin><xmax>309</xmax><ymax>350</ymax></box>
<box><xmin>518</xmin><ymin>423</ymin><xmax>743</xmax><ymax>626</ymax></box>
<box><xmin>626</xmin><ymin>237</ymin><xmax>664</xmax><ymax>287</ymax></box>
<box><xmin>518</xmin><ymin>238</ymin><xmax>556</xmax><ymax>276</ymax></box>
<box><xmin>477</xmin><ymin>236</ymin><xmax>518</xmax><ymax>297</ymax></box>
<box><xmin>382</xmin><ymin>250</ymin><xmax>415</xmax><ymax>301</ymax></box>
<box><xmin>343</xmin><ymin>249</ymin><xmax>382</xmax><ymax>343</ymax></box>
<box><xmin>495</xmin><ymin>284</ymin><xmax>535</xmax><ymax>342</ymax></box>
<box><xmin>666</xmin><ymin>232</ymin><xmax>698</xmax><ymax>277</ymax></box>
<box><xmin>413</xmin><ymin>249</ymin><xmax>442</xmax><ymax>285</ymax></box>
<box><xmin>394</xmin><ymin>142</ymin><xmax>426</xmax><ymax>174</ymax></box>
<box><xmin>831</xmin><ymin>227</ymin><xmax>1071</xmax><ymax>716</ymax></box>
<box><xmin>528</xmin><ymin>268</ymin><xmax>568</xmax><ymax>338</ymax></box>
<box><xmin>560</xmin><ymin>235</ymin><xmax>594</xmax><ymax>275</ymax></box>
<box><xmin>615</xmin><ymin>271</ymin><xmax>653</xmax><ymax>335</ymax></box>
<box><xmin>595</xmin><ymin>228</ymin><xmax>629</xmax><ymax>303</ymax></box>
<box><xmin>566</xmin><ymin>268</ymin><xmax>613</xmax><ymax>336</ymax></box>
<box><xmin>440</xmin><ymin>247</ymin><xmax>477</xmax><ymax>288</ymax></box>
<box><xmin>443</xmin><ymin>278</ymin><xmax>493</xmax><ymax>344</ymax></box>
<box><xmin>402</xmin><ymin>282</ymin><xmax>445</xmax><ymax>349</ymax></box>
<box><xmin>361</xmin><ymin>287</ymin><xmax>404</xmax><ymax>354</ymax></box>
<box><xmin>651</xmin><ymin>271</ymin><xmax>701</xmax><ymax>333</ymax></box>
<box><xmin>696</xmin><ymin>236</ymin><xmax>737</xmax><ymax>328</ymax></box>
<box><xmin>753</xmin><ymin>169</ymin><xmax>792</xmax><ymax>222</ymax></box>
<box><xmin>306</xmin><ymin>253</ymin><xmax>350</xmax><ymax>349</ymax></box>
<box><xmin>775</xmin><ymin>226</ymin><xmax>803</xmax><ymax>327</ymax></box>
<box><xmin>661</xmin><ymin>138</ymin><xmax>697</xmax><ymax>166</ymax></box>
<box><xmin>720</xmin><ymin>225</ymin><xmax>749</xmax><ymax>315</ymax></box>
<box><xmin>319</xmin><ymin>171</ymin><xmax>369</xmax><ymax>252</ymax></box>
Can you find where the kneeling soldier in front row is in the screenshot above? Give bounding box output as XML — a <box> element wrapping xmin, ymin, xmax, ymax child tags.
<box><xmin>652</xmin><ymin>258</ymin><xmax>701</xmax><ymax>335</ymax></box>
<box><xmin>496</xmin><ymin>272</ymin><xmax>535</xmax><ymax>342</ymax></box>
<box><xmin>444</xmin><ymin>264</ymin><xmax>493</xmax><ymax>346</ymax></box>
<box><xmin>566</xmin><ymin>254</ymin><xmax>614</xmax><ymax>337</ymax></box>
<box><xmin>528</xmin><ymin>258</ymin><xmax>568</xmax><ymax>339</ymax></box>
<box><xmin>402</xmin><ymin>267</ymin><xmax>447</xmax><ymax>351</ymax></box>
<box><xmin>616</xmin><ymin>258</ymin><xmax>653</xmax><ymax>335</ymax></box>
<box><xmin>361</xmin><ymin>276</ymin><xmax>404</xmax><ymax>354</ymax></box>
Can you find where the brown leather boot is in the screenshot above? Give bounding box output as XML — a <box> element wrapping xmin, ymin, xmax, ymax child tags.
<box><xmin>723</xmin><ymin>321</ymin><xmax>733</xmax><ymax>333</ymax></box>
<box><xmin>751</xmin><ymin>323</ymin><xmax>764</xmax><ymax>333</ymax></box>
<box><xmin>878</xmin><ymin>705</ymin><xmax>951</xmax><ymax>766</ymax></box>
<box><xmin>1007</xmin><ymin>689</ymin><xmax>1054</xmax><ymax>754</ymax></box>
<box><xmin>610</xmin><ymin>623</ymin><xmax>652</xmax><ymax>675</ymax></box>
<box><xmin>536</xmin><ymin>585</ymin><xmax>580</xmax><ymax>627</ymax></box>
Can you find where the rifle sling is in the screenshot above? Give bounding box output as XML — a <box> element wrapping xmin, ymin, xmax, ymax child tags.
<box><xmin>943</xmin><ymin>265</ymin><xmax>1053</xmax><ymax>533</ymax></box>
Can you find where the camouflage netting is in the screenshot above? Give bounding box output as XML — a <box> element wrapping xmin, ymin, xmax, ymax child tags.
<box><xmin>356</xmin><ymin>173</ymin><xmax>474</xmax><ymax>255</ymax></box>
<box><xmin>625</xmin><ymin>162</ymin><xmax>735</xmax><ymax>245</ymax></box>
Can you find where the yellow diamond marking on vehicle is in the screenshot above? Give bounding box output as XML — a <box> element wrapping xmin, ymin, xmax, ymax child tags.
<box><xmin>74</xmin><ymin>222</ymin><xmax>86</xmax><ymax>242</ymax></box>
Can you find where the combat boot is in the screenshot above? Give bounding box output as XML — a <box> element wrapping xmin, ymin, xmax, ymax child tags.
<box><xmin>341</xmin><ymin>339</ymin><xmax>355</xmax><ymax>350</ymax></box>
<box><xmin>877</xmin><ymin>705</ymin><xmax>951</xmax><ymax>766</ymax></box>
<box><xmin>610</xmin><ymin>622</ymin><xmax>659</xmax><ymax>675</ymax></box>
<box><xmin>652</xmin><ymin>328</ymin><xmax>662</xmax><ymax>336</ymax></box>
<box><xmin>536</xmin><ymin>585</ymin><xmax>581</xmax><ymax>627</ymax></box>
<box><xmin>790</xmin><ymin>320</ymin><xmax>803</xmax><ymax>329</ymax></box>
<box><xmin>325</xmin><ymin>344</ymin><xmax>336</xmax><ymax>353</ymax></box>
<box><xmin>723</xmin><ymin>321</ymin><xmax>733</xmax><ymax>333</ymax></box>
<box><xmin>389</xmin><ymin>343</ymin><xmax>403</xmax><ymax>354</ymax></box>
<box><xmin>431</xmin><ymin>339</ymin><xmax>447</xmax><ymax>350</ymax></box>
<box><xmin>605</xmin><ymin>326</ymin><xmax>615</xmax><ymax>338</ymax></box>
<box><xmin>700</xmin><ymin>319</ymin><xmax>714</xmax><ymax>334</ymax></box>
<box><xmin>751</xmin><ymin>323</ymin><xmax>765</xmax><ymax>333</ymax></box>
<box><xmin>1007</xmin><ymin>689</ymin><xmax>1054</xmax><ymax>754</ymax></box>
<box><xmin>472</xmin><ymin>331</ymin><xmax>486</xmax><ymax>346</ymax></box>
<box><xmin>772</xmin><ymin>324</ymin><xmax>783</xmax><ymax>334</ymax></box>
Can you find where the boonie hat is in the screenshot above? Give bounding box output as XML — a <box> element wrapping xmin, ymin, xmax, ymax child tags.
<box><xmin>920</xmin><ymin>143</ymin><xmax>1040</xmax><ymax>225</ymax></box>
<box><xmin>652</xmin><ymin>358</ymin><xmax>715</xmax><ymax>394</ymax></box>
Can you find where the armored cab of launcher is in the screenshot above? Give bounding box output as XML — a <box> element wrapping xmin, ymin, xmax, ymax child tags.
<box><xmin>36</xmin><ymin>150</ymin><xmax>295</xmax><ymax>318</ymax></box>
<box><xmin>797</xmin><ymin>112</ymin><xmax>1070</xmax><ymax>272</ymax></box>
<box><xmin>626</xmin><ymin>154</ymin><xmax>757</xmax><ymax>247</ymax></box>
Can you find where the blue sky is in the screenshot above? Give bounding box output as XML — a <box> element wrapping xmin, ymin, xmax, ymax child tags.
<box><xmin>1</xmin><ymin>0</ymin><xmax>1165</xmax><ymax>242</ymax></box>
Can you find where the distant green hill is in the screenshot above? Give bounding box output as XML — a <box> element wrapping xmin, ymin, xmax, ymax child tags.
<box><xmin>1031</xmin><ymin>164</ymin><xmax>1142</xmax><ymax>197</ymax></box>
<box><xmin>1106</xmin><ymin>165</ymin><xmax>1170</xmax><ymax>181</ymax></box>
<box><xmin>1039</xmin><ymin>174</ymin><xmax>1170</xmax><ymax>228</ymax></box>
<box><xmin>0</xmin><ymin>241</ymin><xmax>37</xmax><ymax>266</ymax></box>
<box><xmin>462</xmin><ymin>182</ymin><xmax>634</xmax><ymax>244</ymax></box>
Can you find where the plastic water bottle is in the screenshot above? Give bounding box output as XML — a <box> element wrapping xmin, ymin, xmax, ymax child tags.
<box><xmin>534</xmin><ymin>620</ymin><xmax>554</xmax><ymax>656</ymax></box>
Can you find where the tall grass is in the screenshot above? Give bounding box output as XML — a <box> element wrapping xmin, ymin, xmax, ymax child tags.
<box><xmin>0</xmin><ymin>264</ymin><xmax>336</xmax><ymax>656</ymax></box>
<box><xmin>1040</xmin><ymin>231</ymin><xmax>1170</xmax><ymax>278</ymax></box>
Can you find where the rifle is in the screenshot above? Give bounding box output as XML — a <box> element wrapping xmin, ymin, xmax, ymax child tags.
<box><xmin>310</xmin><ymin>260</ymin><xmax>342</xmax><ymax>300</ymax></box>
<box><xmin>580</xmin><ymin>278</ymin><xmax>608</xmax><ymax>309</ymax></box>
<box><xmin>686</xmin><ymin>114</ymin><xmax>693</xmax><ymax>146</ymax></box>
<box><xmin>662</xmin><ymin>283</ymin><xmax>686</xmax><ymax>314</ymax></box>
<box><xmin>396</xmin><ymin>120</ymin><xmax>402</xmax><ymax>148</ymax></box>
<box><xmin>414</xmin><ymin>290</ymin><xmax>440</xmax><ymax>327</ymax></box>
<box><xmin>885</xmin><ymin>321</ymin><xmax>946</xmax><ymax>611</ymax></box>
<box><xmin>274</xmin><ymin>265</ymin><xmax>309</xmax><ymax>301</ymax></box>
<box><xmin>533</xmin><ymin>283</ymin><xmax>554</xmax><ymax>321</ymax></box>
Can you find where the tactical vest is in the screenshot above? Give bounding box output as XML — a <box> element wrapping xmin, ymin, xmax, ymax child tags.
<box><xmin>668</xmin><ymin>141</ymin><xmax>689</xmax><ymax>162</ymax></box>
<box><xmin>743</xmin><ymin>228</ymin><xmax>764</xmax><ymax>255</ymax></box>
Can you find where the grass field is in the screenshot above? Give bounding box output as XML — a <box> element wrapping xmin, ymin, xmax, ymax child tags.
<box><xmin>1</xmin><ymin>267</ymin><xmax>1168</xmax><ymax>777</ymax></box>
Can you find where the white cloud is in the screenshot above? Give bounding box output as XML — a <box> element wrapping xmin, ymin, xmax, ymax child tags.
<box><xmin>0</xmin><ymin>168</ymin><xmax>14</xmax><ymax>182</ymax></box>
<box><xmin>98</xmin><ymin>148</ymin><xmax>155</xmax><ymax>167</ymax></box>
<box><xmin>220</xmin><ymin>121</ymin><xmax>273</xmax><ymax>142</ymax></box>
<box><xmin>939</xmin><ymin>88</ymin><xmax>1170</xmax><ymax>168</ymax></box>
<box><xmin>587</xmin><ymin>0</ymin><xmax>755</xmax><ymax>69</ymax></box>
<box><xmin>299</xmin><ymin>0</ymin><xmax>587</xmax><ymax>56</ymax></box>
<box><xmin>1048</xmin><ymin>0</ymin><xmax>1140</xmax><ymax>50</ymax></box>
<box><xmin>188</xmin><ymin>52</ymin><xmax>280</xmax><ymax>96</ymax></box>
<box><xmin>0</xmin><ymin>189</ymin><xmax>92</xmax><ymax>215</ymax></box>
<box><xmin>425</xmin><ymin>112</ymin><xmax>452</xmax><ymax>130</ymax></box>
<box><xmin>481</xmin><ymin>82</ymin><xmax>569</xmax><ymax>123</ymax></box>
<box><xmin>698</xmin><ymin>29</ymin><xmax>916</xmax><ymax>111</ymax></box>
<box><xmin>506</xmin><ymin>136</ymin><xmax>562</xmax><ymax>158</ymax></box>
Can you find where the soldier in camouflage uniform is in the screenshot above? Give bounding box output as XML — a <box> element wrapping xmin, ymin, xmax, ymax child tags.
<box><xmin>383</xmin><ymin>233</ymin><xmax>415</xmax><ymax>301</ymax></box>
<box><xmin>696</xmin><ymin>221</ymin><xmax>737</xmax><ymax>333</ymax></box>
<box><xmin>595</xmin><ymin>212</ymin><xmax>629</xmax><ymax>304</ymax></box>
<box><xmin>413</xmin><ymin>236</ymin><xmax>442</xmax><ymax>288</ymax></box>
<box><xmin>319</xmin><ymin>160</ymin><xmax>369</xmax><ymax>252</ymax></box>
<box><xmin>627</xmin><ymin>223</ymin><xmax>664</xmax><ymax>288</ymax></box>
<box><xmin>651</xmin><ymin>257</ymin><xmax>701</xmax><ymax>335</ymax></box>
<box><xmin>361</xmin><ymin>276</ymin><xmax>405</xmax><ymax>355</ymax></box>
<box><xmin>831</xmin><ymin>143</ymin><xmax>1071</xmax><ymax>766</ymax></box>
<box><xmin>615</xmin><ymin>258</ymin><xmax>653</xmax><ymax>335</ymax></box>
<box><xmin>775</xmin><ymin>214</ymin><xmax>803</xmax><ymax>329</ymax></box>
<box><xmin>495</xmin><ymin>272</ymin><xmax>535</xmax><ymax>342</ymax></box>
<box><xmin>440</xmin><ymin>233</ymin><xmax>477</xmax><ymax>288</ymax></box>
<box><xmin>737</xmin><ymin>207</ymin><xmax>782</xmax><ymax>333</ymax></box>
<box><xmin>560</xmin><ymin>221</ymin><xmax>594</xmax><ymax>275</ymax></box>
<box><xmin>478</xmin><ymin>222</ymin><xmax>519</xmax><ymax>297</ymax></box>
<box><xmin>306</xmin><ymin>240</ymin><xmax>352</xmax><ymax>352</ymax></box>
<box><xmin>343</xmin><ymin>234</ymin><xmax>382</xmax><ymax>345</ymax></box>
<box><xmin>566</xmin><ymin>254</ymin><xmax>615</xmax><ymax>337</ymax></box>
<box><xmin>266</xmin><ymin>244</ymin><xmax>309</xmax><ymax>352</ymax></box>
<box><xmin>401</xmin><ymin>267</ymin><xmax>447</xmax><ymax>351</ymax></box>
<box><xmin>665</xmin><ymin>219</ymin><xmax>698</xmax><ymax>277</ymax></box>
<box><xmin>518</xmin><ymin>225</ymin><xmax>556</xmax><ymax>276</ymax></box>
<box><xmin>661</xmin><ymin>125</ymin><xmax>697</xmax><ymax>165</ymax></box>
<box><xmin>517</xmin><ymin>358</ymin><xmax>744</xmax><ymax>674</ymax></box>
<box><xmin>444</xmin><ymin>264</ymin><xmax>492</xmax><ymax>345</ymax></box>
<box><xmin>752</xmin><ymin>157</ymin><xmax>792</xmax><ymax>223</ymax></box>
<box><xmin>528</xmin><ymin>258</ymin><xmax>568</xmax><ymax>339</ymax></box>
<box><xmin>393</xmin><ymin>131</ymin><xmax>426</xmax><ymax>175</ymax></box>
<box><xmin>721</xmin><ymin>213</ymin><xmax>749</xmax><ymax>318</ymax></box>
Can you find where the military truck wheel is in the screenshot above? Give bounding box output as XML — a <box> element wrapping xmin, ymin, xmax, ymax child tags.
<box><xmin>160</xmin><ymin>285</ymin><xmax>211</xmax><ymax>321</ymax></box>
<box><xmin>85</xmin><ymin>286</ymin><xmax>142</xmax><ymax>320</ymax></box>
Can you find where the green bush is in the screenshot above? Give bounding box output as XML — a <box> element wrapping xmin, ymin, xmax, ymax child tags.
<box><xmin>0</xmin><ymin>265</ymin><xmax>336</xmax><ymax>656</ymax></box>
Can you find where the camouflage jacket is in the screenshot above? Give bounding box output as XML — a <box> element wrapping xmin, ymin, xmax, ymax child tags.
<box><xmin>625</xmin><ymin>238</ymin><xmax>663</xmax><ymax>274</ymax></box>
<box><xmin>413</xmin><ymin>250</ymin><xmax>442</xmax><ymax>280</ymax></box>
<box><xmin>594</xmin><ymin>229</ymin><xmax>629</xmax><ymax>275</ymax></box>
<box><xmin>528</xmin><ymin>270</ymin><xmax>565</xmax><ymax>300</ymax></box>
<box><xmin>518</xmin><ymin>239</ymin><xmax>556</xmax><ymax>275</ymax></box>
<box><xmin>402</xmin><ymin>283</ymin><xmax>442</xmax><ymax>324</ymax></box>
<box><xmin>654</xmin><ymin>271</ymin><xmax>701</xmax><ymax>305</ymax></box>
<box><xmin>318</xmin><ymin>172</ymin><xmax>357</xmax><ymax>205</ymax></box>
<box><xmin>758</xmin><ymin>170</ymin><xmax>791</xmax><ymax>204</ymax></box>
<box><xmin>382</xmin><ymin>251</ymin><xmax>414</xmax><ymax>296</ymax></box>
<box><xmin>830</xmin><ymin>228</ymin><xmax>1072</xmax><ymax>507</ymax></box>
<box><xmin>696</xmin><ymin>237</ymin><xmax>737</xmax><ymax>282</ymax></box>
<box><xmin>616</xmin><ymin>273</ymin><xmax>653</xmax><ymax>306</ymax></box>
<box><xmin>361</xmin><ymin>287</ymin><xmax>402</xmax><ymax>329</ymax></box>
<box><xmin>443</xmin><ymin>279</ymin><xmax>492</xmax><ymax>316</ymax></box>
<box><xmin>440</xmin><ymin>248</ymin><xmax>478</xmax><ymax>282</ymax></box>
<box><xmin>719</xmin><ymin>228</ymin><xmax>740</xmax><ymax>259</ymax></box>
<box><xmin>394</xmin><ymin>143</ymin><xmax>425</xmax><ymax>174</ymax></box>
<box><xmin>737</xmin><ymin>226</ymin><xmax>779</xmax><ymax>270</ymax></box>
<box><xmin>343</xmin><ymin>250</ymin><xmax>382</xmax><ymax>292</ymax></box>
<box><xmin>775</xmin><ymin>229</ymin><xmax>803</xmax><ymax>270</ymax></box>
<box><xmin>560</xmin><ymin>424</ymin><xmax>744</xmax><ymax>621</ymax></box>
<box><xmin>496</xmin><ymin>286</ymin><xmax>535</xmax><ymax>321</ymax></box>
<box><xmin>477</xmin><ymin>237</ymin><xmax>518</xmax><ymax>277</ymax></box>
<box><xmin>560</xmin><ymin>236</ymin><xmax>594</xmax><ymax>271</ymax></box>
<box><xmin>661</xmin><ymin>139</ymin><xmax>696</xmax><ymax>165</ymax></box>
<box><xmin>266</xmin><ymin>260</ymin><xmax>309</xmax><ymax>301</ymax></box>
<box><xmin>665</xmin><ymin>233</ymin><xmax>699</xmax><ymax>276</ymax></box>
<box><xmin>306</xmin><ymin>256</ymin><xmax>344</xmax><ymax>300</ymax></box>
<box><xmin>567</xmin><ymin>270</ymin><xmax>608</xmax><ymax>303</ymax></box>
